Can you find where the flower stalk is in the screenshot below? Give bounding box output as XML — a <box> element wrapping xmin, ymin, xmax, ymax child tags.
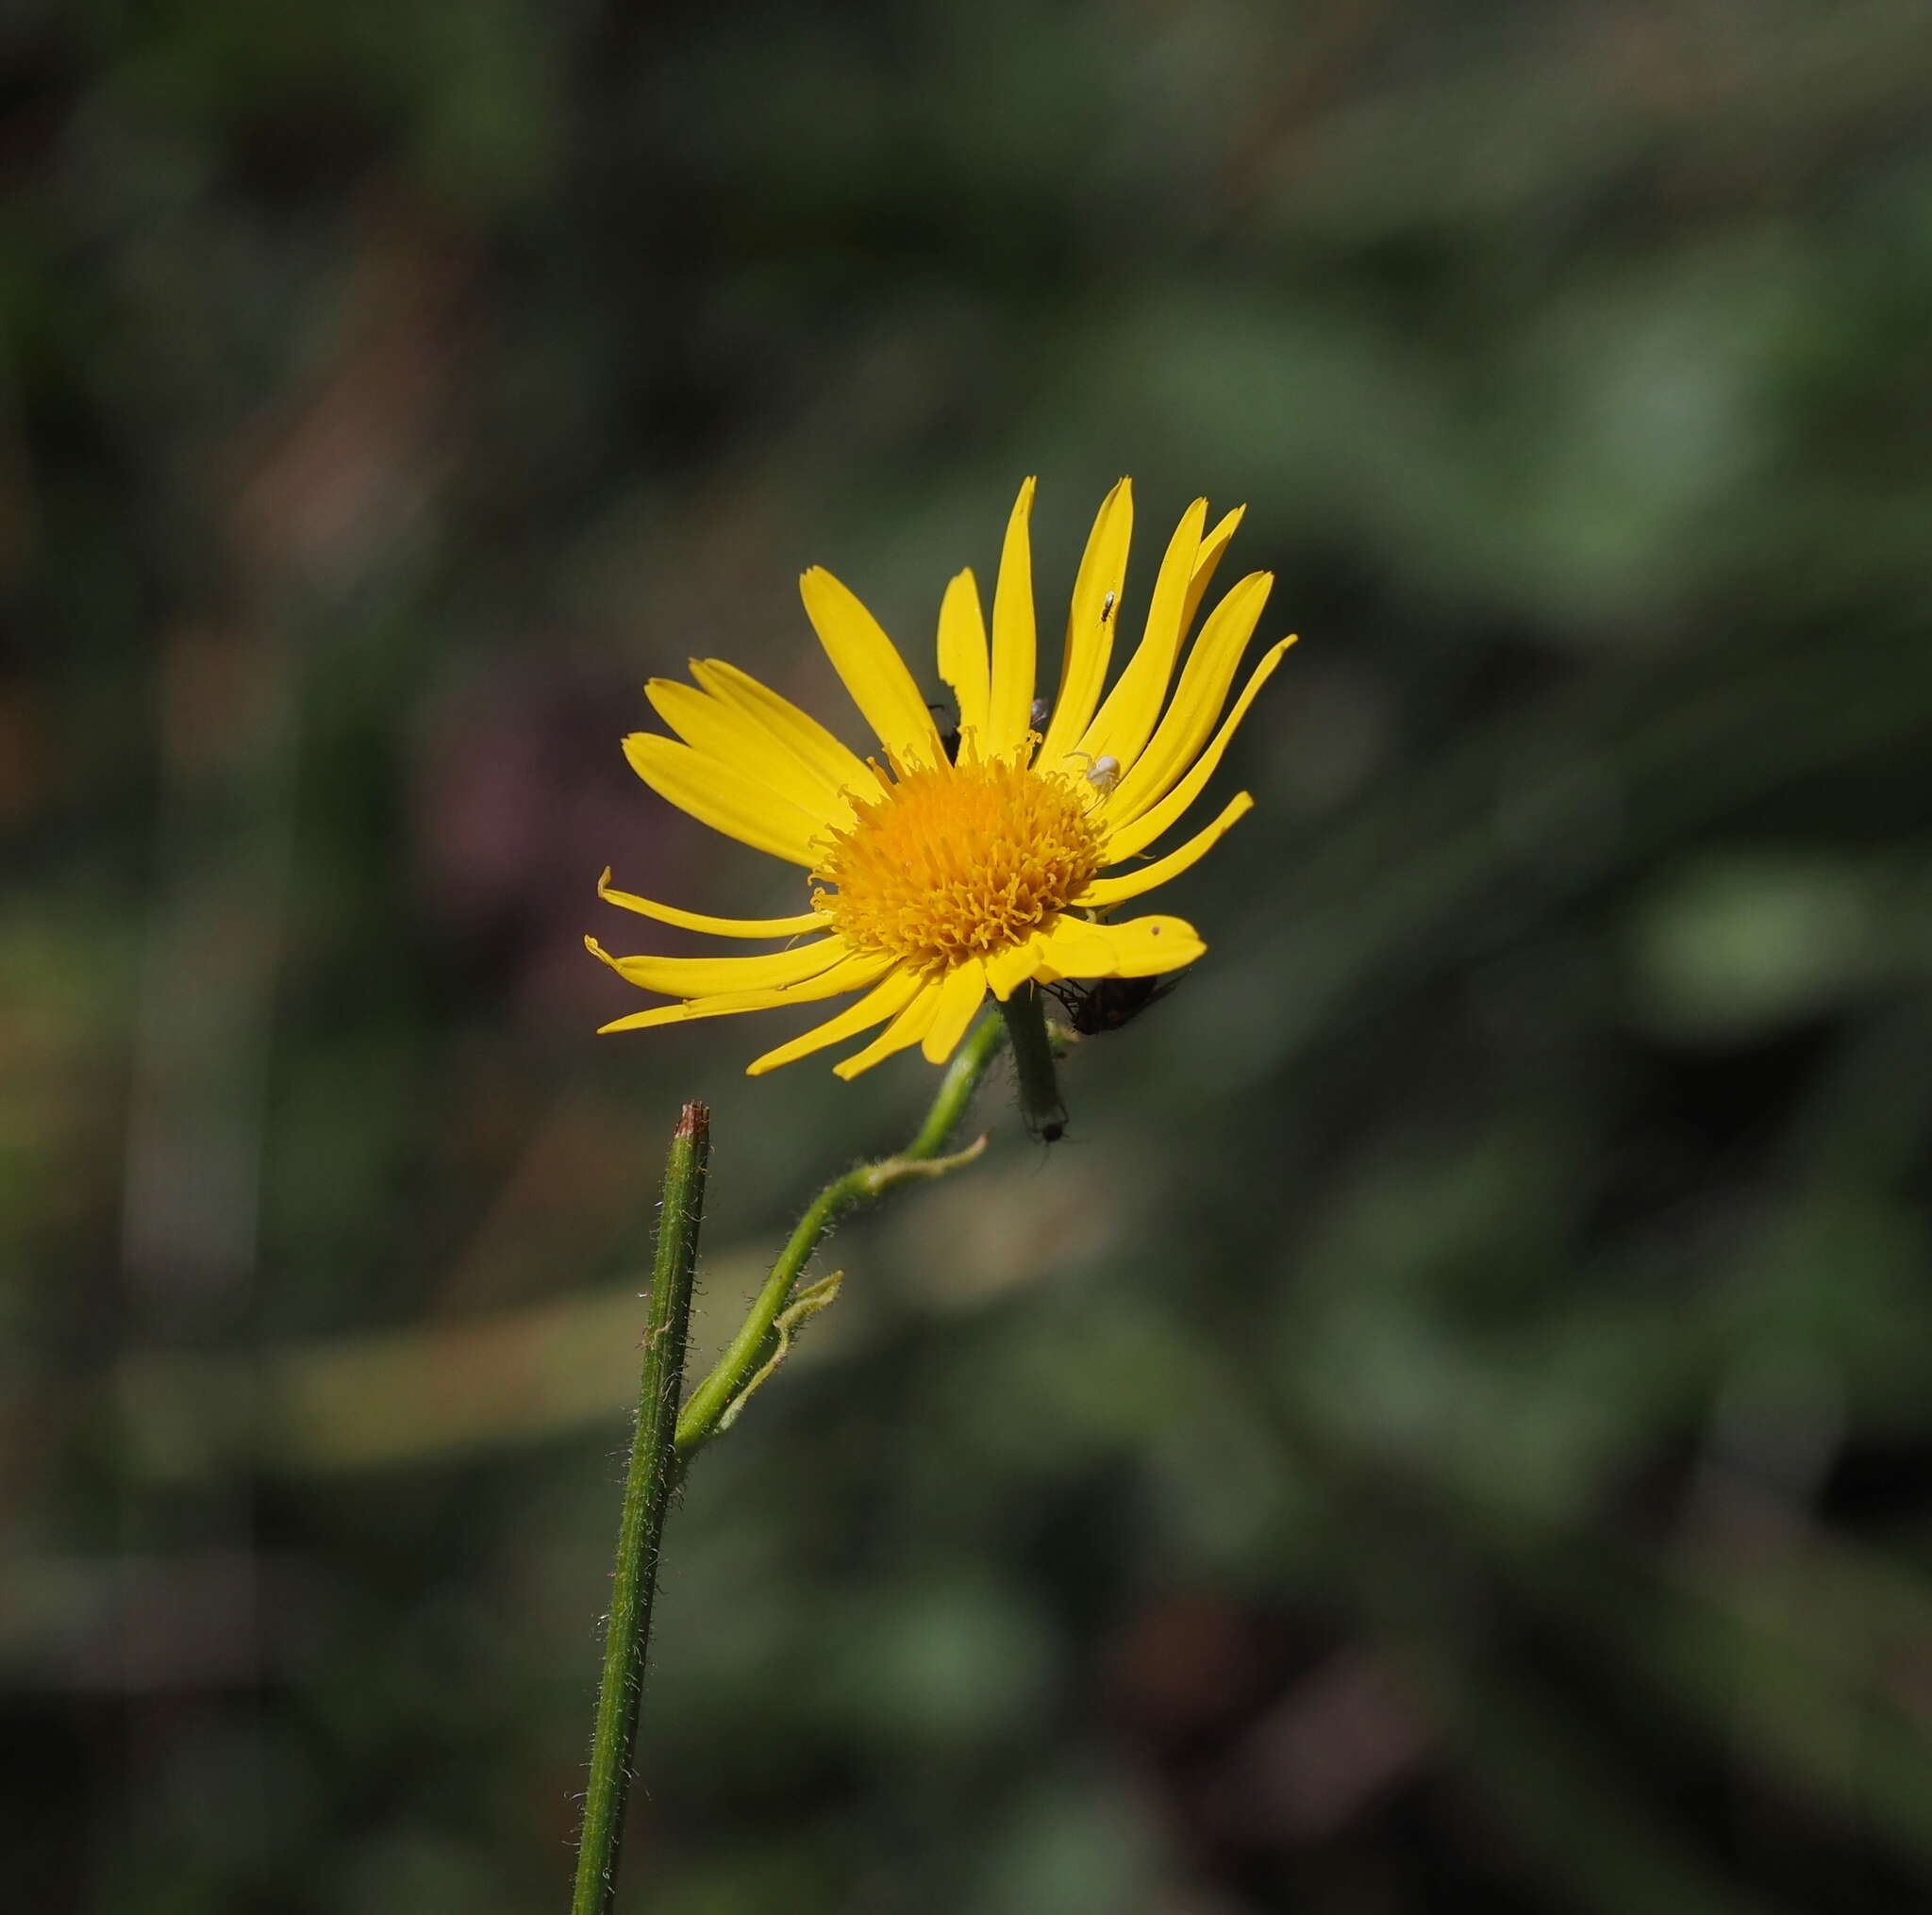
<box><xmin>571</xmin><ymin>1102</ymin><xmax>710</xmax><ymax>1915</ymax></box>
<box><xmin>570</xmin><ymin>1015</ymin><xmax>1010</xmax><ymax>1910</ymax></box>
<box><xmin>997</xmin><ymin>984</ymin><xmax>1067</xmax><ymax>1141</ymax></box>
<box><xmin>675</xmin><ymin>1008</ymin><xmax>1007</xmax><ymax>1456</ymax></box>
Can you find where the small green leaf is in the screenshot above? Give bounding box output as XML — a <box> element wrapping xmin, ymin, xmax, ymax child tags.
<box><xmin>717</xmin><ymin>1272</ymin><xmax>844</xmax><ymax>1434</ymax></box>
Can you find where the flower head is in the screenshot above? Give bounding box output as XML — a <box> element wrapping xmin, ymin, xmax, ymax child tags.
<box><xmin>589</xmin><ymin>478</ymin><xmax>1296</xmax><ymax>1078</ymax></box>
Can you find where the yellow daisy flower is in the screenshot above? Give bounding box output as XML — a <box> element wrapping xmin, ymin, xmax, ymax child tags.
<box><xmin>588</xmin><ymin>477</ymin><xmax>1296</xmax><ymax>1079</ymax></box>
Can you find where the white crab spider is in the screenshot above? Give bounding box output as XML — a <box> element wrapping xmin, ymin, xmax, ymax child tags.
<box><xmin>1063</xmin><ymin>749</ymin><xmax>1122</xmax><ymax>797</ymax></box>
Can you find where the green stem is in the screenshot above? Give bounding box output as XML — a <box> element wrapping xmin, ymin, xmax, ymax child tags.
<box><xmin>997</xmin><ymin>984</ymin><xmax>1066</xmax><ymax>1140</ymax></box>
<box><xmin>675</xmin><ymin>1009</ymin><xmax>1008</xmax><ymax>1457</ymax></box>
<box><xmin>906</xmin><ymin>1006</ymin><xmax>1011</xmax><ymax>1158</ymax></box>
<box><xmin>572</xmin><ymin>1102</ymin><xmax>710</xmax><ymax>1915</ymax></box>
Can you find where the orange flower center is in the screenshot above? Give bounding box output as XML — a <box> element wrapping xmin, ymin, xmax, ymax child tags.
<box><xmin>811</xmin><ymin>758</ymin><xmax>1106</xmax><ymax>969</ymax></box>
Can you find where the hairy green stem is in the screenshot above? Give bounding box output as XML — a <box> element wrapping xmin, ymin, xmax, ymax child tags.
<box><xmin>997</xmin><ymin>984</ymin><xmax>1066</xmax><ymax>1140</ymax></box>
<box><xmin>675</xmin><ymin>1010</ymin><xmax>1008</xmax><ymax>1457</ymax></box>
<box><xmin>571</xmin><ymin>1102</ymin><xmax>710</xmax><ymax>1915</ymax></box>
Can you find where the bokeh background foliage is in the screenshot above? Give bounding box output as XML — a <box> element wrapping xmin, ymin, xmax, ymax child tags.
<box><xmin>8</xmin><ymin>0</ymin><xmax>1932</xmax><ymax>1909</ymax></box>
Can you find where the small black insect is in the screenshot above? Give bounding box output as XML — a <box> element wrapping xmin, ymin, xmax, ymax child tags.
<box><xmin>1100</xmin><ymin>590</ymin><xmax>1116</xmax><ymax>624</ymax></box>
<box><xmin>1045</xmin><ymin>973</ymin><xmax>1178</xmax><ymax>1037</ymax></box>
<box><xmin>928</xmin><ymin>699</ymin><xmax>961</xmax><ymax>764</ymax></box>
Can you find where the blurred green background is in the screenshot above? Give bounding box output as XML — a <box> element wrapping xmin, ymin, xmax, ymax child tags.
<box><xmin>8</xmin><ymin>1</ymin><xmax>1932</xmax><ymax>1909</ymax></box>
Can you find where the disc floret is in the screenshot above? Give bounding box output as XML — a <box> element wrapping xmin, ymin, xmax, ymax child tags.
<box><xmin>810</xmin><ymin>758</ymin><xmax>1105</xmax><ymax>969</ymax></box>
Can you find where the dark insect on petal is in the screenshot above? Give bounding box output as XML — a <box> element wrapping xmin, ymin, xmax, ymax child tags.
<box><xmin>927</xmin><ymin>699</ymin><xmax>962</xmax><ymax>765</ymax></box>
<box><xmin>1045</xmin><ymin>973</ymin><xmax>1179</xmax><ymax>1037</ymax></box>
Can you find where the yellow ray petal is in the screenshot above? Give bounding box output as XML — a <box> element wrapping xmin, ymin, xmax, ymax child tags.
<box><xmin>1037</xmin><ymin>912</ymin><xmax>1206</xmax><ymax>982</ymax></box>
<box><xmin>598</xmin><ymin>1002</ymin><xmax>730</xmax><ymax>1034</ymax></box>
<box><xmin>983</xmin><ymin>476</ymin><xmax>1038</xmax><ymax>762</ymax></box>
<box><xmin>690</xmin><ymin>658</ymin><xmax>886</xmax><ymax>808</ymax></box>
<box><xmin>744</xmin><ymin>965</ymin><xmax>925</xmax><ymax>1075</ymax></box>
<box><xmin>935</xmin><ymin>568</ymin><xmax>990</xmax><ymax>756</ymax></box>
<box><xmin>833</xmin><ymin>980</ymin><xmax>942</xmax><ymax>1079</ymax></box>
<box><xmin>1037</xmin><ymin>477</ymin><xmax>1133</xmax><ymax>767</ymax></box>
<box><xmin>1103</xmin><ymin>573</ymin><xmax>1273</xmax><ymax>824</ymax></box>
<box><xmin>584</xmin><ymin>932</ymin><xmax>846</xmax><ymax>999</ymax></box>
<box><xmin>1181</xmin><ymin>506</ymin><xmax>1245</xmax><ymax>640</ymax></box>
<box><xmin>595</xmin><ymin>952</ymin><xmax>891</xmax><ymax>1033</ymax></box>
<box><xmin>1091</xmin><ymin>914</ymin><xmax>1208</xmax><ymax>977</ymax></box>
<box><xmin>597</xmin><ymin>995</ymin><xmax>783</xmax><ymax>1035</ymax></box>
<box><xmin>597</xmin><ymin>950</ymin><xmax>894</xmax><ymax>1032</ymax></box>
<box><xmin>698</xmin><ymin>951</ymin><xmax>896</xmax><ymax>1012</ymax></box>
<box><xmin>799</xmin><ymin>566</ymin><xmax>944</xmax><ymax>769</ymax></box>
<box><xmin>597</xmin><ymin>867</ymin><xmax>826</xmax><ymax>940</ymax></box>
<box><xmin>1028</xmin><ymin>915</ymin><xmax>1121</xmax><ymax>980</ymax></box>
<box><xmin>920</xmin><ymin>957</ymin><xmax>987</xmax><ymax>1063</ymax></box>
<box><xmin>623</xmin><ymin>733</ymin><xmax>829</xmax><ymax>868</ymax></box>
<box><xmin>644</xmin><ymin>678</ymin><xmax>849</xmax><ymax>823</ymax></box>
<box><xmin>986</xmin><ymin>933</ymin><xmax>1047</xmax><ymax>1002</ymax></box>
<box><xmin>1076</xmin><ymin>793</ymin><xmax>1254</xmax><ymax>908</ymax></box>
<box><xmin>1104</xmin><ymin>636</ymin><xmax>1297</xmax><ymax>861</ymax></box>
<box><xmin>1071</xmin><ymin>497</ymin><xmax>1209</xmax><ymax>778</ymax></box>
